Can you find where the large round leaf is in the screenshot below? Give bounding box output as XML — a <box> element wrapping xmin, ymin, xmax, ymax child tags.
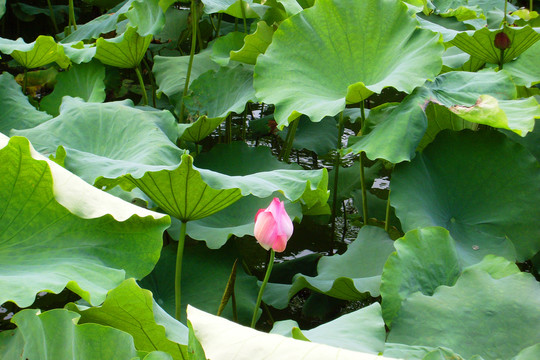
<box><xmin>387</xmin><ymin>262</ymin><xmax>540</xmax><ymax>360</ymax></box>
<box><xmin>254</xmin><ymin>0</ymin><xmax>444</xmax><ymax>126</ymax></box>
<box><xmin>187</xmin><ymin>305</ymin><xmax>398</xmax><ymax>360</ymax></box>
<box><xmin>95</xmin><ymin>26</ymin><xmax>152</xmax><ymax>68</ymax></box>
<box><xmin>391</xmin><ymin>130</ymin><xmax>540</xmax><ymax>265</ymax></box>
<box><xmin>0</xmin><ymin>135</ymin><xmax>169</xmax><ymax>308</ymax></box>
<box><xmin>12</xmin><ymin>97</ymin><xmax>182</xmax><ymax>184</ymax></box>
<box><xmin>0</xmin><ymin>35</ymin><xmax>70</xmax><ymax>69</ymax></box>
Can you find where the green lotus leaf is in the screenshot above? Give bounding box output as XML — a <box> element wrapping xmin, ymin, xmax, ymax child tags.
<box><xmin>230</xmin><ymin>21</ymin><xmax>274</xmax><ymax>65</ymax></box>
<box><xmin>183</xmin><ymin>64</ymin><xmax>256</xmax><ymax>131</ymax></box>
<box><xmin>60</xmin><ymin>0</ymin><xmax>135</xmax><ymax>43</ymax></box>
<box><xmin>344</xmin><ymin>88</ymin><xmax>430</xmax><ymax>163</ymax></box>
<box><xmin>40</xmin><ymin>61</ymin><xmax>106</xmax><ymax>116</ymax></box>
<box><xmin>0</xmin><ymin>309</ymin><xmax>142</xmax><ymax>360</ymax></box>
<box><xmin>278</xmin><ymin>115</ymin><xmax>338</xmax><ymax>156</ymax></box>
<box><xmin>254</xmin><ymin>0</ymin><xmax>444</xmax><ymax>127</ymax></box>
<box><xmin>417</xmin><ymin>102</ymin><xmax>477</xmax><ymax>151</ymax></box>
<box><xmin>329</xmin><ymin>161</ymin><xmax>383</xmax><ymax>205</ymax></box>
<box><xmin>58</xmin><ymin>41</ymin><xmax>97</xmax><ymax>64</ymax></box>
<box><xmin>513</xmin><ymin>344</ymin><xmax>540</xmax><ymax>360</ymax></box>
<box><xmin>387</xmin><ymin>261</ymin><xmax>540</xmax><ymax>360</ymax></box>
<box><xmin>119</xmin><ymin>146</ymin><xmax>327</xmax><ymax>221</ymax></box>
<box><xmin>140</xmin><ymin>242</ymin><xmax>259</xmax><ymax>324</ymax></box>
<box><xmin>501</xmin><ymin>41</ymin><xmax>540</xmax><ymax>87</ymax></box>
<box><xmin>0</xmin><ymin>72</ymin><xmax>52</xmax><ymax>135</ymax></box>
<box><xmin>153</xmin><ymin>51</ymin><xmax>220</xmax><ymax>114</ymax></box>
<box><xmin>416</xmin><ymin>13</ymin><xmax>469</xmax><ymax>42</ymax></box>
<box><xmin>12</xmin><ymin>97</ymin><xmax>182</xmax><ymax>184</ymax></box>
<box><xmin>155</xmin><ymin>6</ymin><xmax>189</xmax><ymax>43</ymax></box>
<box><xmin>500</xmin><ymin>119</ymin><xmax>540</xmax><ymax>162</ymax></box>
<box><xmin>181</xmin><ymin>195</ymin><xmax>302</xmax><ymax>249</ymax></box>
<box><xmin>126</xmin><ymin>0</ymin><xmax>166</xmax><ymax>36</ymax></box>
<box><xmin>67</xmin><ymin>278</ymin><xmax>188</xmax><ymax>359</ymax></box>
<box><xmin>391</xmin><ymin>130</ymin><xmax>540</xmax><ymax>265</ymax></box>
<box><xmin>201</xmin><ymin>0</ymin><xmax>268</xmax><ymax>18</ymax></box>
<box><xmin>187</xmin><ymin>305</ymin><xmax>398</xmax><ymax>360</ymax></box>
<box><xmin>95</xmin><ymin>26</ymin><xmax>152</xmax><ymax>68</ymax></box>
<box><xmin>177</xmin><ymin>116</ymin><xmax>224</xmax><ymax>143</ymax></box>
<box><xmin>449</xmin><ymin>95</ymin><xmax>540</xmax><ymax>136</ymax></box>
<box><xmin>451</xmin><ymin>26</ymin><xmax>540</xmax><ymax>65</ymax></box>
<box><xmin>290</xmin><ymin>226</ymin><xmax>395</xmax><ymax>300</ymax></box>
<box><xmin>211</xmin><ymin>31</ymin><xmax>245</xmax><ymax>66</ymax></box>
<box><xmin>0</xmin><ymin>135</ymin><xmax>169</xmax><ymax>308</ymax></box>
<box><xmin>273</xmin><ymin>303</ymin><xmax>386</xmax><ymax>354</ymax></box>
<box><xmin>380</xmin><ymin>227</ymin><xmax>462</xmax><ymax>326</ymax></box>
<box><xmin>0</xmin><ymin>0</ymin><xmax>5</xmax><ymax>19</ymax></box>
<box><xmin>0</xmin><ymin>35</ymin><xmax>70</xmax><ymax>69</ymax></box>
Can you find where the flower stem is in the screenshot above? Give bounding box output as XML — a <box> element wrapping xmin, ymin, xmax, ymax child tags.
<box><xmin>279</xmin><ymin>118</ymin><xmax>299</xmax><ymax>162</ymax></box>
<box><xmin>135</xmin><ymin>65</ymin><xmax>148</xmax><ymax>106</ymax></box>
<box><xmin>251</xmin><ymin>249</ymin><xmax>275</xmax><ymax>328</ymax></box>
<box><xmin>179</xmin><ymin>0</ymin><xmax>198</xmax><ymax>123</ymax></box>
<box><xmin>175</xmin><ymin>220</ymin><xmax>188</xmax><ymax>321</ymax></box>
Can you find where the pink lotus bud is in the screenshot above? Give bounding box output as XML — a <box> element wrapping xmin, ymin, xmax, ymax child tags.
<box><xmin>254</xmin><ymin>198</ymin><xmax>294</xmax><ymax>252</ymax></box>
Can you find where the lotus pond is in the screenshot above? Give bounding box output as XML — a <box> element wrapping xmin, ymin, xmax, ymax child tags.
<box><xmin>1</xmin><ymin>0</ymin><xmax>540</xmax><ymax>359</ymax></box>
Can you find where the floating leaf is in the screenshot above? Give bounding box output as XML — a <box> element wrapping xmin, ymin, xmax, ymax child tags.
<box><xmin>0</xmin><ymin>72</ymin><xmax>52</xmax><ymax>135</ymax></box>
<box><xmin>187</xmin><ymin>305</ymin><xmax>398</xmax><ymax>360</ymax></box>
<box><xmin>230</xmin><ymin>21</ymin><xmax>274</xmax><ymax>65</ymax></box>
<box><xmin>68</xmin><ymin>279</ymin><xmax>188</xmax><ymax>359</ymax></box>
<box><xmin>0</xmin><ymin>135</ymin><xmax>169</xmax><ymax>308</ymax></box>
<box><xmin>0</xmin><ymin>35</ymin><xmax>70</xmax><ymax>68</ymax></box>
<box><xmin>40</xmin><ymin>61</ymin><xmax>106</xmax><ymax>116</ymax></box>
<box><xmin>391</xmin><ymin>130</ymin><xmax>540</xmax><ymax>265</ymax></box>
<box><xmin>387</xmin><ymin>261</ymin><xmax>540</xmax><ymax>360</ymax></box>
<box><xmin>290</xmin><ymin>226</ymin><xmax>395</xmax><ymax>300</ymax></box>
<box><xmin>254</xmin><ymin>0</ymin><xmax>443</xmax><ymax>126</ymax></box>
<box><xmin>95</xmin><ymin>26</ymin><xmax>152</xmax><ymax>68</ymax></box>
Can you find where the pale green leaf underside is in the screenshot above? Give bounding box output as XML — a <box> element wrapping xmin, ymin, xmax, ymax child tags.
<box><xmin>230</xmin><ymin>21</ymin><xmax>274</xmax><ymax>65</ymax></box>
<box><xmin>95</xmin><ymin>26</ymin><xmax>152</xmax><ymax>68</ymax></box>
<box><xmin>0</xmin><ymin>35</ymin><xmax>69</xmax><ymax>68</ymax></box>
<box><xmin>187</xmin><ymin>306</ymin><xmax>399</xmax><ymax>360</ymax></box>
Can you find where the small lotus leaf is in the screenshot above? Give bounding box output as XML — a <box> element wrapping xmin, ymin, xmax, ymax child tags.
<box><xmin>0</xmin><ymin>135</ymin><xmax>169</xmax><ymax>308</ymax></box>
<box><xmin>290</xmin><ymin>226</ymin><xmax>395</xmax><ymax>300</ymax></box>
<box><xmin>391</xmin><ymin>130</ymin><xmax>540</xmax><ymax>265</ymax></box>
<box><xmin>67</xmin><ymin>279</ymin><xmax>188</xmax><ymax>359</ymax></box>
<box><xmin>230</xmin><ymin>21</ymin><xmax>273</xmax><ymax>65</ymax></box>
<box><xmin>0</xmin><ymin>35</ymin><xmax>70</xmax><ymax>68</ymax></box>
<box><xmin>1</xmin><ymin>309</ymin><xmax>140</xmax><ymax>359</ymax></box>
<box><xmin>0</xmin><ymin>72</ymin><xmax>52</xmax><ymax>135</ymax></box>
<box><xmin>95</xmin><ymin>26</ymin><xmax>152</xmax><ymax>68</ymax></box>
<box><xmin>451</xmin><ymin>26</ymin><xmax>540</xmax><ymax>65</ymax></box>
<box><xmin>40</xmin><ymin>60</ymin><xmax>106</xmax><ymax>116</ymax></box>
<box><xmin>255</xmin><ymin>0</ymin><xmax>444</xmax><ymax>126</ymax></box>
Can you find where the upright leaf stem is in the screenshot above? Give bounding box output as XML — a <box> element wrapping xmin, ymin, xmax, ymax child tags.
<box><xmin>385</xmin><ymin>190</ymin><xmax>391</xmax><ymax>232</ymax></box>
<box><xmin>279</xmin><ymin>118</ymin><xmax>299</xmax><ymax>162</ymax></box>
<box><xmin>22</xmin><ymin>68</ymin><xmax>28</xmax><ymax>95</ymax></box>
<box><xmin>359</xmin><ymin>101</ymin><xmax>368</xmax><ymax>225</ymax></box>
<box><xmin>251</xmin><ymin>249</ymin><xmax>275</xmax><ymax>328</ymax></box>
<box><xmin>239</xmin><ymin>0</ymin><xmax>248</xmax><ymax>34</ymax></box>
<box><xmin>68</xmin><ymin>0</ymin><xmax>77</xmax><ymax>31</ymax></box>
<box><xmin>46</xmin><ymin>0</ymin><xmax>60</xmax><ymax>35</ymax></box>
<box><xmin>180</xmin><ymin>0</ymin><xmax>199</xmax><ymax>123</ymax></box>
<box><xmin>330</xmin><ymin>112</ymin><xmax>344</xmax><ymax>254</ymax></box>
<box><xmin>135</xmin><ymin>65</ymin><xmax>148</xmax><ymax>106</ymax></box>
<box><xmin>175</xmin><ymin>220</ymin><xmax>188</xmax><ymax>320</ymax></box>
